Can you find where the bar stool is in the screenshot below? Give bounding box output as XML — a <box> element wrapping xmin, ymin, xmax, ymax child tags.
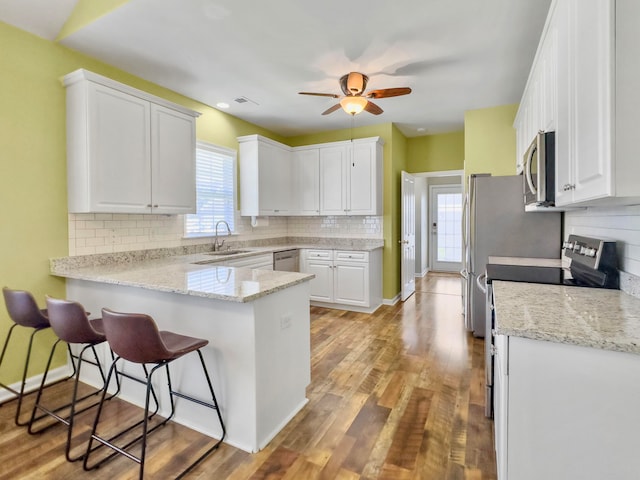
<box><xmin>0</xmin><ymin>287</ymin><xmax>71</xmax><ymax>426</ymax></box>
<box><xmin>27</xmin><ymin>296</ymin><xmax>119</xmax><ymax>462</ymax></box>
<box><xmin>84</xmin><ymin>308</ymin><xmax>226</xmax><ymax>479</ymax></box>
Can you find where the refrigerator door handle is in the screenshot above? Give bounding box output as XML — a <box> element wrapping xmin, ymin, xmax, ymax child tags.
<box><xmin>461</xmin><ymin>193</ymin><xmax>468</xmax><ymax>249</ymax></box>
<box><xmin>476</xmin><ymin>271</ymin><xmax>487</xmax><ymax>294</ymax></box>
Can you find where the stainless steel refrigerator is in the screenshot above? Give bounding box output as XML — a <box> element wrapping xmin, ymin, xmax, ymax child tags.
<box><xmin>461</xmin><ymin>174</ymin><xmax>562</xmax><ymax>337</ymax></box>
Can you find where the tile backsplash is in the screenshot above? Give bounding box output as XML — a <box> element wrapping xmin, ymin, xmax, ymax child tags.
<box><xmin>68</xmin><ymin>212</ymin><xmax>382</xmax><ymax>256</ymax></box>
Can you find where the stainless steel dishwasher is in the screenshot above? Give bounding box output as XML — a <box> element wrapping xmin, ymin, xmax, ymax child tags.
<box><xmin>273</xmin><ymin>249</ymin><xmax>299</xmax><ymax>272</ymax></box>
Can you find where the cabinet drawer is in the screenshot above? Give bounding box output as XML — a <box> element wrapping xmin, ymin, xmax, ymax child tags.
<box><xmin>305</xmin><ymin>249</ymin><xmax>333</xmax><ymax>260</ymax></box>
<box><xmin>335</xmin><ymin>251</ymin><xmax>368</xmax><ymax>262</ymax></box>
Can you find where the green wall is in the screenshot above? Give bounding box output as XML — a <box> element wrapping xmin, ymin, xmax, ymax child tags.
<box><xmin>0</xmin><ymin>20</ymin><xmax>284</xmax><ymax>384</ymax></box>
<box><xmin>407</xmin><ymin>130</ymin><xmax>465</xmax><ymax>173</ymax></box>
<box><xmin>288</xmin><ymin>123</ymin><xmax>407</xmax><ymax>300</ymax></box>
<box><xmin>464</xmin><ymin>104</ymin><xmax>518</xmax><ymax>177</ymax></box>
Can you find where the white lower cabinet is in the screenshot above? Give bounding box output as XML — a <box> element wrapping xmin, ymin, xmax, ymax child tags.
<box><xmin>301</xmin><ymin>249</ymin><xmax>381</xmax><ymax>312</ymax></box>
<box><xmin>494</xmin><ymin>335</ymin><xmax>640</xmax><ymax>480</ymax></box>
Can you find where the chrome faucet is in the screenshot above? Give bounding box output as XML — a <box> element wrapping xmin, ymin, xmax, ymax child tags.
<box><xmin>213</xmin><ymin>220</ymin><xmax>232</xmax><ymax>251</ymax></box>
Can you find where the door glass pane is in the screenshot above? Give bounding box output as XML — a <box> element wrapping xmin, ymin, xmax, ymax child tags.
<box><xmin>437</xmin><ymin>193</ymin><xmax>462</xmax><ymax>262</ymax></box>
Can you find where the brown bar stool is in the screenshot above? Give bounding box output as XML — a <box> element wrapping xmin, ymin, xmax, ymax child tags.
<box><xmin>83</xmin><ymin>308</ymin><xmax>226</xmax><ymax>479</ymax></box>
<box><xmin>27</xmin><ymin>296</ymin><xmax>120</xmax><ymax>462</ymax></box>
<box><xmin>1</xmin><ymin>287</ymin><xmax>72</xmax><ymax>426</ymax></box>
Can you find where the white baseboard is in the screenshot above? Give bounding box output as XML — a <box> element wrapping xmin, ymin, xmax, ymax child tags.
<box><xmin>0</xmin><ymin>365</ymin><xmax>72</xmax><ymax>404</ymax></box>
<box><xmin>415</xmin><ymin>267</ymin><xmax>429</xmax><ymax>278</ymax></box>
<box><xmin>383</xmin><ymin>294</ymin><xmax>401</xmax><ymax>306</ymax></box>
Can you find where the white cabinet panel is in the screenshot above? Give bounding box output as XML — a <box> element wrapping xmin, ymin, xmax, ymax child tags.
<box><xmin>493</xmin><ymin>335</ymin><xmax>509</xmax><ymax>480</ymax></box>
<box><xmin>497</xmin><ymin>336</ymin><xmax>640</xmax><ymax>480</ymax></box>
<box><xmin>238</xmin><ymin>135</ymin><xmax>292</xmax><ymax>216</ymax></box>
<box><xmin>568</xmin><ymin>0</ymin><xmax>612</xmax><ymax>204</ymax></box>
<box><xmin>334</xmin><ymin>262</ymin><xmax>369</xmax><ymax>306</ymax></box>
<box><xmin>306</xmin><ymin>259</ymin><xmax>334</xmax><ymax>302</ymax></box>
<box><xmin>151</xmin><ymin>104</ymin><xmax>196</xmax><ymax>214</ymax></box>
<box><xmin>86</xmin><ymin>84</ymin><xmax>151</xmax><ymax>212</ymax></box>
<box><xmin>349</xmin><ymin>141</ymin><xmax>382</xmax><ymax>215</ymax></box>
<box><xmin>554</xmin><ymin>0</ymin><xmax>573</xmax><ymax>206</ymax></box>
<box><xmin>319</xmin><ymin>145</ymin><xmax>348</xmax><ymax>215</ymax></box>
<box><xmin>292</xmin><ymin>148</ymin><xmax>320</xmax><ymax>215</ymax></box>
<box><xmin>64</xmin><ymin>69</ymin><xmax>198</xmax><ymax>214</ymax></box>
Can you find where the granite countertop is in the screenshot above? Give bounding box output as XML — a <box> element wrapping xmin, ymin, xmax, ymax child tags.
<box><xmin>50</xmin><ymin>237</ymin><xmax>383</xmax><ymax>303</ymax></box>
<box><xmin>493</xmin><ymin>280</ymin><xmax>640</xmax><ymax>355</ymax></box>
<box><xmin>51</xmin><ymin>252</ymin><xmax>314</xmax><ymax>303</ymax></box>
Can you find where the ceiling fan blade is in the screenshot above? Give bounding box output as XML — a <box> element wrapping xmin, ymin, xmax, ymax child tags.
<box><xmin>366</xmin><ymin>87</ymin><xmax>412</xmax><ymax>99</ymax></box>
<box><xmin>364</xmin><ymin>101</ymin><xmax>383</xmax><ymax>115</ymax></box>
<box><xmin>299</xmin><ymin>92</ymin><xmax>340</xmax><ymax>98</ymax></box>
<box><xmin>321</xmin><ymin>104</ymin><xmax>342</xmax><ymax>115</ymax></box>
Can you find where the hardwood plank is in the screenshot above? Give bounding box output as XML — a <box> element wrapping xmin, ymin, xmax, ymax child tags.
<box><xmin>0</xmin><ymin>273</ymin><xmax>497</xmax><ymax>479</ymax></box>
<box><xmin>384</xmin><ymin>387</ymin><xmax>434</xmax><ymax>470</ymax></box>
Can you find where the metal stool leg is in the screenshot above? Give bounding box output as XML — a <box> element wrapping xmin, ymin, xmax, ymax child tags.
<box><xmin>174</xmin><ymin>348</ymin><xmax>226</xmax><ymax>480</ymax></box>
<box><xmin>0</xmin><ymin>326</ymin><xmax>50</xmax><ymax>426</ymax></box>
<box><xmin>83</xmin><ymin>358</ymin><xmax>163</xmax><ymax>475</ymax></box>
<box><xmin>28</xmin><ymin>342</ymin><xmax>120</xmax><ymax>462</ymax></box>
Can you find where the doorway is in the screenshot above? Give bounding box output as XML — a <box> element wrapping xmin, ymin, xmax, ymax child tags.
<box><xmin>429</xmin><ymin>184</ymin><xmax>463</xmax><ymax>272</ymax></box>
<box><xmin>412</xmin><ymin>171</ymin><xmax>464</xmax><ymax>277</ymax></box>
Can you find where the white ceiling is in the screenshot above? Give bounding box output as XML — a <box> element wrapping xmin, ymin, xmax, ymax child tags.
<box><xmin>0</xmin><ymin>0</ymin><xmax>551</xmax><ymax>138</ymax></box>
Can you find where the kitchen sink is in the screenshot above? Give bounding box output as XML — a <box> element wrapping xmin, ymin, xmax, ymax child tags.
<box><xmin>204</xmin><ymin>249</ymin><xmax>251</xmax><ymax>256</ymax></box>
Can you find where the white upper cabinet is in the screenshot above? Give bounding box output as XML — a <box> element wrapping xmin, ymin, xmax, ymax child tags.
<box><xmin>319</xmin><ymin>144</ymin><xmax>349</xmax><ymax>215</ymax></box>
<box><xmin>151</xmin><ymin>104</ymin><xmax>198</xmax><ymax>214</ymax></box>
<box><xmin>238</xmin><ymin>135</ymin><xmax>292</xmax><ymax>216</ymax></box>
<box><xmin>239</xmin><ymin>136</ymin><xmax>384</xmax><ymax>217</ymax></box>
<box><xmin>517</xmin><ymin>0</ymin><xmax>640</xmax><ymax>207</ymax></box>
<box><xmin>319</xmin><ymin>138</ymin><xmax>383</xmax><ymax>216</ymax></box>
<box><xmin>292</xmin><ymin>148</ymin><xmax>320</xmax><ymax>215</ymax></box>
<box><xmin>560</xmin><ymin>0</ymin><xmax>613</xmax><ymax>205</ymax></box>
<box><xmin>63</xmin><ymin>69</ymin><xmax>199</xmax><ymax>214</ymax></box>
<box><xmin>349</xmin><ymin>140</ymin><xmax>383</xmax><ymax>215</ymax></box>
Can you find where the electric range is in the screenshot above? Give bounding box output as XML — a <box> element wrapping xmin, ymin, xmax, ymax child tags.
<box><xmin>483</xmin><ymin>234</ymin><xmax>619</xmax><ymax>417</ymax></box>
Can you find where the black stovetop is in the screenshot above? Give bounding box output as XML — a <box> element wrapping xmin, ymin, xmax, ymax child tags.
<box><xmin>486</xmin><ymin>264</ymin><xmax>567</xmax><ymax>286</ymax></box>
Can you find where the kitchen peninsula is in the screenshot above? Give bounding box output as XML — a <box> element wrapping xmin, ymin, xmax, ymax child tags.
<box><xmin>50</xmin><ymin>248</ymin><xmax>315</xmax><ymax>453</ymax></box>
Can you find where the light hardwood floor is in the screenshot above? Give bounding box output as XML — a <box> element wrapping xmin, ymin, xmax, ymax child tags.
<box><xmin>0</xmin><ymin>272</ymin><xmax>496</xmax><ymax>479</ymax></box>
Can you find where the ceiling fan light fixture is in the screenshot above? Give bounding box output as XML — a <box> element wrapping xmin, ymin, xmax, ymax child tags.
<box><xmin>340</xmin><ymin>96</ymin><xmax>368</xmax><ymax>115</ymax></box>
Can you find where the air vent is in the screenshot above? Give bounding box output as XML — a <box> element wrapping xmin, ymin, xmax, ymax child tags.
<box><xmin>234</xmin><ymin>96</ymin><xmax>259</xmax><ymax>106</ymax></box>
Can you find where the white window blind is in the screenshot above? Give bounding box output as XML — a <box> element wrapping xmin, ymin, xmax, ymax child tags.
<box><xmin>185</xmin><ymin>142</ymin><xmax>236</xmax><ymax>237</ymax></box>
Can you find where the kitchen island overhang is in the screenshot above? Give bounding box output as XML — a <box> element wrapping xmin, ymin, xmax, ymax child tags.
<box><xmin>51</xmin><ymin>253</ymin><xmax>314</xmax><ymax>453</ymax></box>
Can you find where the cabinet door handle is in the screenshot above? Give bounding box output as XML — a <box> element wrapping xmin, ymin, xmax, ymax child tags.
<box><xmin>153</xmin><ymin>204</ymin><xmax>158</xmax><ymax>208</ymax></box>
<box><xmin>146</xmin><ymin>204</ymin><xmax>152</xmax><ymax>208</ymax></box>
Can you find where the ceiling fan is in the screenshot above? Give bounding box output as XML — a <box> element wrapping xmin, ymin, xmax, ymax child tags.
<box><xmin>299</xmin><ymin>72</ymin><xmax>412</xmax><ymax>116</ymax></box>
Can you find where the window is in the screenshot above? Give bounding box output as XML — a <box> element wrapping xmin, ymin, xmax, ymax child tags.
<box><xmin>185</xmin><ymin>141</ymin><xmax>236</xmax><ymax>237</ymax></box>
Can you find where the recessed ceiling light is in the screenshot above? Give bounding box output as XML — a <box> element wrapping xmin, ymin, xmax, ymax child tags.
<box><xmin>216</xmin><ymin>102</ymin><xmax>230</xmax><ymax>109</ymax></box>
<box><xmin>417</xmin><ymin>127</ymin><xmax>426</xmax><ymax>133</ymax></box>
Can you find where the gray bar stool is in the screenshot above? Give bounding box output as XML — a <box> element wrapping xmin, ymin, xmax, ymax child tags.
<box><xmin>0</xmin><ymin>287</ymin><xmax>71</xmax><ymax>426</ymax></box>
<box><xmin>27</xmin><ymin>296</ymin><xmax>120</xmax><ymax>462</ymax></box>
<box><xmin>83</xmin><ymin>308</ymin><xmax>226</xmax><ymax>479</ymax></box>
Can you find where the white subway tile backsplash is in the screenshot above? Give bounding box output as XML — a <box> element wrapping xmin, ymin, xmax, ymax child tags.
<box><xmin>68</xmin><ymin>211</ymin><xmax>382</xmax><ymax>257</ymax></box>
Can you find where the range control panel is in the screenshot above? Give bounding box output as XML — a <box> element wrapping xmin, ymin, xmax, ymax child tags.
<box><xmin>562</xmin><ymin>234</ymin><xmax>617</xmax><ymax>273</ymax></box>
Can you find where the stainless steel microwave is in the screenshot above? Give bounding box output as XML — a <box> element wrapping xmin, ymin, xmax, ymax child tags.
<box><xmin>523</xmin><ymin>131</ymin><xmax>555</xmax><ymax>207</ymax></box>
